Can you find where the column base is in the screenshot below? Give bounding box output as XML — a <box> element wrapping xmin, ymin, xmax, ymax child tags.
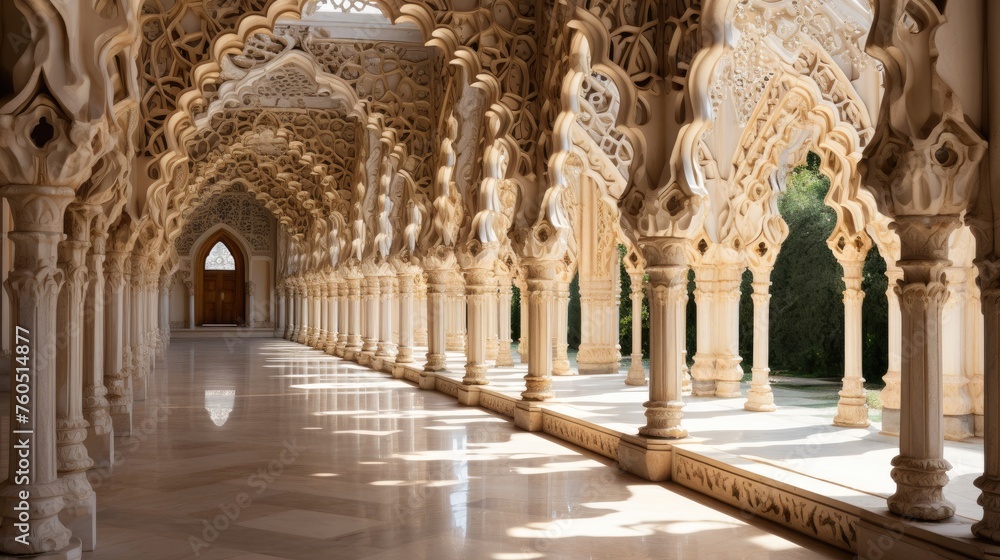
<box><xmin>371</xmin><ymin>356</ymin><xmax>384</xmax><ymax>371</ymax></box>
<box><xmin>344</xmin><ymin>349</ymin><xmax>358</xmax><ymax>361</ymax></box>
<box><xmin>358</xmin><ymin>351</ymin><xmax>374</xmax><ymax>367</ymax></box>
<box><xmin>514</xmin><ymin>401</ymin><xmax>543</xmax><ymax>432</ymax></box>
<box><xmin>521</xmin><ymin>375</ymin><xmax>553</xmax><ymax>401</ymax></box>
<box><xmin>59</xmin><ymin>479</ymin><xmax>95</xmax><ymax>552</ymax></box>
<box><xmin>888</xmin><ymin>455</ymin><xmax>955</xmax><ymax>521</ymax></box>
<box><xmin>690</xmin><ymin>357</ymin><xmax>716</xmax><ymax>396</ymax></box>
<box><xmin>638</xmin><ymin>400</ymin><xmax>687</xmax><ymax>439</ymax></box>
<box><xmin>0</xmin><ymin>537</ymin><xmax>82</xmax><ymax>560</ymax></box>
<box><xmin>463</xmin><ymin>364</ymin><xmax>489</xmax><ymax>386</ymax></box>
<box><xmin>973</xmin><ymin>475</ymin><xmax>1000</xmax><ymax>542</ymax></box>
<box><xmin>617</xmin><ymin>434</ymin><xmax>674</xmax><ymax>482</ymax></box>
<box><xmin>744</xmin><ymin>389</ymin><xmax>776</xmax><ymax>412</ymax></box>
<box><xmin>552</xmin><ymin>359</ymin><xmax>574</xmax><ymax>376</ymax></box>
<box><xmin>395</xmin><ymin>347</ymin><xmax>414</xmax><ymax>364</ymax></box>
<box><xmin>713</xmin><ymin>358</ymin><xmax>744</xmax><ymax>398</ymax></box>
<box><xmin>457</xmin><ymin>385</ymin><xmax>481</xmax><ymax>406</ymax></box>
<box><xmin>424</xmin><ymin>353</ymin><xmax>447</xmax><ymax>372</ymax></box>
<box><xmin>625</xmin><ymin>360</ymin><xmax>646</xmax><ymax>386</ymax></box>
<box><xmin>833</xmin><ymin>394</ymin><xmax>869</xmax><ymax>428</ymax></box>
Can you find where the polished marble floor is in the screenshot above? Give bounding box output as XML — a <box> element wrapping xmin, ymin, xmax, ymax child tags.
<box><xmin>25</xmin><ymin>338</ymin><xmax>848</xmax><ymax>559</ymax></box>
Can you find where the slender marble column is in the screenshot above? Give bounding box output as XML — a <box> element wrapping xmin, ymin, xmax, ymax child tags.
<box><xmin>974</xmin><ymin>261</ymin><xmax>1000</xmax><ymax>540</ymax></box>
<box><xmin>396</xmin><ymin>272</ymin><xmax>416</xmax><ymax>364</ymax></box>
<box><xmin>314</xmin><ymin>283</ymin><xmax>326</xmax><ymax>349</ymax></box>
<box><xmin>325</xmin><ymin>280</ymin><xmax>338</xmax><ymax>354</ymax></box>
<box><xmin>713</xmin><ymin>264</ymin><xmax>743</xmax><ymax>398</ymax></box>
<box><xmin>158</xmin><ymin>276</ymin><xmax>170</xmax><ymax>352</ymax></box>
<box><xmin>887</xmin><ymin>217</ymin><xmax>957</xmax><ymax>521</ymax></box>
<box><xmin>83</xmin><ymin>230</ymin><xmax>113</xmax><ymax>470</ymax></box>
<box><xmin>496</xmin><ymin>276</ymin><xmax>514</xmax><ymax>367</ymax></box>
<box><xmin>247</xmin><ymin>282</ymin><xmax>256</xmax><ymax>329</ymax></box>
<box><xmin>463</xmin><ymin>269</ymin><xmax>494</xmax><ymax>385</ymax></box>
<box><xmin>639</xmin><ymin>240</ymin><xmax>688</xmax><ymax>438</ymax></box>
<box><xmin>522</xmin><ymin>260</ymin><xmax>556</xmax><ymax>401</ymax></box>
<box><xmin>337</xmin><ymin>280</ymin><xmax>350</xmax><ymax>355</ymax></box>
<box><xmin>424</xmin><ymin>269</ymin><xmax>450</xmax><ymax>371</ymax></box>
<box><xmin>485</xmin><ymin>282</ymin><xmax>499</xmax><ymax>361</ymax></box>
<box><xmin>346</xmin><ymin>275</ymin><xmax>363</xmax><ymax>353</ymax></box>
<box><xmin>129</xmin><ymin>259</ymin><xmax>146</xmax><ymax>403</ymax></box>
<box><xmin>941</xmin><ymin>266</ymin><xmax>974</xmax><ymax>439</ymax></box>
<box><xmin>275</xmin><ymin>283</ymin><xmax>286</xmax><ymax>338</ymax></box>
<box><xmin>55</xmin><ymin>204</ymin><xmax>97</xmax><ymax>550</ymax></box>
<box><xmin>414</xmin><ymin>277</ymin><xmax>428</xmax><ymax>347</ymax></box>
<box><xmin>518</xmin><ymin>279</ymin><xmax>529</xmax><ymax>363</ymax></box>
<box><xmin>104</xmin><ymin>250</ymin><xmax>132</xmax><ymax>436</ymax></box>
<box><xmin>552</xmin><ymin>281</ymin><xmax>573</xmax><ymax>376</ymax></box>
<box><xmin>745</xmin><ymin>267</ymin><xmax>775</xmax><ymax>412</ymax></box>
<box><xmin>0</xmin><ymin>185</ymin><xmax>76</xmax><ymax>555</ymax></box>
<box><xmin>377</xmin><ymin>276</ymin><xmax>397</xmax><ymax>357</ymax></box>
<box><xmin>625</xmin><ymin>272</ymin><xmax>646</xmax><ymax>386</ymax></box>
<box><xmin>834</xmin><ymin>257</ymin><xmax>869</xmax><ymax>427</ymax></box>
<box><xmin>363</xmin><ymin>276</ymin><xmax>380</xmax><ymax>353</ymax></box>
<box><xmin>880</xmin><ymin>269</ymin><xmax>903</xmax><ymax>435</ymax></box>
<box><xmin>690</xmin><ymin>268</ymin><xmax>715</xmax><ymax>396</ymax></box>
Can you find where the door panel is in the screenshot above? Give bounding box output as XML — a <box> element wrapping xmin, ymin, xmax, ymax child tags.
<box><xmin>203</xmin><ymin>271</ymin><xmax>239</xmax><ymax>324</ymax></box>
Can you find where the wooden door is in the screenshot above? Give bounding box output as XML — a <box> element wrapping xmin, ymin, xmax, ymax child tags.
<box><xmin>203</xmin><ymin>270</ymin><xmax>238</xmax><ymax>324</ymax></box>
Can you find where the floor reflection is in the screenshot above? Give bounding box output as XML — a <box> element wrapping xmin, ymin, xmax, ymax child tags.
<box><xmin>78</xmin><ymin>338</ymin><xmax>847</xmax><ymax>560</ymax></box>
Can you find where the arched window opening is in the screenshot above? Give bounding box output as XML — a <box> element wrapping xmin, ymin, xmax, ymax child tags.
<box><xmin>205</xmin><ymin>241</ymin><xmax>237</xmax><ymax>271</ymax></box>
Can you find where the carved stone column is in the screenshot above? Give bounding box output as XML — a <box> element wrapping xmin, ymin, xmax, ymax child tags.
<box><xmin>83</xmin><ymin>230</ymin><xmax>113</xmax><ymax>470</ymax></box>
<box><xmin>287</xmin><ymin>282</ymin><xmax>299</xmax><ymax>341</ymax></box>
<box><xmin>880</xmin><ymin>269</ymin><xmax>903</xmax><ymax>435</ymax></box>
<box><xmin>362</xmin><ymin>275</ymin><xmax>380</xmax><ymax>355</ymax></box>
<box><xmin>325</xmin><ymin>278</ymin><xmax>338</xmax><ymax>354</ymax></box>
<box><xmin>275</xmin><ymin>282</ymin><xmax>286</xmax><ymax>338</ymax></box>
<box><xmin>834</xmin><ymin>254</ymin><xmax>869</xmax><ymax>427</ymax></box>
<box><xmin>887</xmin><ymin>217</ymin><xmax>960</xmax><ymax>521</ymax></box>
<box><xmin>246</xmin><ymin>282</ymin><xmax>256</xmax><ymax>329</ymax></box>
<box><xmin>496</xmin><ymin>275</ymin><xmax>514</xmax><ymax>367</ymax></box>
<box><xmin>941</xmin><ymin>264</ymin><xmax>974</xmax><ymax>439</ymax></box>
<box><xmin>446</xmin><ymin>277</ymin><xmax>466</xmax><ymax>352</ymax></box>
<box><xmin>485</xmin><ymin>280</ymin><xmax>499</xmax><ymax>361</ymax></box>
<box><xmin>314</xmin><ymin>282</ymin><xmax>326</xmax><ymax>349</ymax></box>
<box><xmin>552</xmin><ymin>281</ymin><xmax>573</xmax><ymax>376</ymax></box>
<box><xmin>639</xmin><ymin>239</ymin><xmax>688</xmax><ymax>438</ymax></box>
<box><xmin>377</xmin><ymin>275</ymin><xmax>397</xmax><ymax>357</ymax></box>
<box><xmin>186</xmin><ymin>279</ymin><xmax>195</xmax><ymax>330</ymax></box>
<box><xmin>55</xmin><ymin>205</ymin><xmax>97</xmax><ymax>549</ymax></box>
<box><xmin>0</xmin><ymin>185</ymin><xmax>77</xmax><ymax>555</ymax></box>
<box><xmin>522</xmin><ymin>259</ymin><xmax>557</xmax><ymax>401</ymax></box>
<box><xmin>463</xmin><ymin>268</ymin><xmax>495</xmax><ymax>385</ymax></box>
<box><xmin>128</xmin><ymin>258</ymin><xmax>146</xmax><ymax>403</ymax></box>
<box><xmin>713</xmin><ymin>263</ymin><xmax>743</xmax><ymax>398</ymax></box>
<box><xmin>414</xmin><ymin>276</ymin><xmax>428</xmax><ymax>347</ymax></box>
<box><xmin>518</xmin><ymin>278</ymin><xmax>529</xmax><ymax>363</ymax></box>
<box><xmin>104</xmin><ymin>250</ymin><xmax>131</xmax><ymax>436</ymax></box>
<box><xmin>158</xmin><ymin>275</ymin><xmax>170</xmax><ymax>352</ymax></box>
<box><xmin>396</xmin><ymin>271</ymin><xmax>416</xmax><ymax>364</ymax></box>
<box><xmin>337</xmin><ymin>279</ymin><xmax>350</xmax><ymax>356</ymax></box>
<box><xmin>424</xmin><ymin>268</ymin><xmax>451</xmax><ymax>371</ymax></box>
<box><xmin>689</xmin><ymin>267</ymin><xmax>715</xmax><ymax>396</ymax></box>
<box><xmin>346</xmin><ymin>273</ymin><xmax>364</xmax><ymax>355</ymax></box>
<box><xmin>974</xmin><ymin>261</ymin><xmax>1000</xmax><ymax>540</ymax></box>
<box><xmin>625</xmin><ymin>272</ymin><xmax>646</xmax><ymax>386</ymax></box>
<box><xmin>744</xmin><ymin>267</ymin><xmax>775</xmax><ymax>412</ymax></box>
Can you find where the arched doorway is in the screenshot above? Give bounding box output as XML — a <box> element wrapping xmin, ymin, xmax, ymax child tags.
<box><xmin>195</xmin><ymin>230</ymin><xmax>246</xmax><ymax>326</ymax></box>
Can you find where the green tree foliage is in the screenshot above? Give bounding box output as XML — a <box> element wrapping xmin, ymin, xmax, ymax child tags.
<box><xmin>763</xmin><ymin>152</ymin><xmax>888</xmax><ymax>381</ymax></box>
<box><xmin>511</xmin><ymin>284</ymin><xmax>520</xmax><ymax>342</ymax></box>
<box><xmin>568</xmin><ymin>273</ymin><xmax>581</xmax><ymax>349</ymax></box>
